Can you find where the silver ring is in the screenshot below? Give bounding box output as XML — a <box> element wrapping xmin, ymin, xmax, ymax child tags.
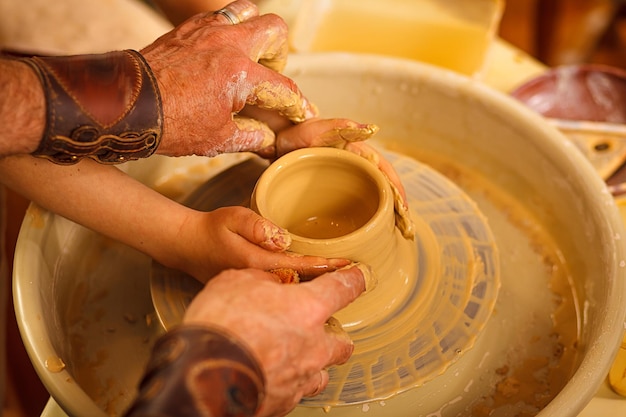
<box><xmin>214</xmin><ymin>8</ymin><xmax>240</xmax><ymax>25</ymax></box>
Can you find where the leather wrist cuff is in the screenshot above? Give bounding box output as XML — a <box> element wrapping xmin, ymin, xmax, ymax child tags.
<box><xmin>125</xmin><ymin>325</ymin><xmax>265</xmax><ymax>417</ymax></box>
<box><xmin>22</xmin><ymin>50</ymin><xmax>162</xmax><ymax>164</ymax></box>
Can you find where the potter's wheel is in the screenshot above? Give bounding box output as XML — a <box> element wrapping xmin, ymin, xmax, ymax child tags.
<box><xmin>151</xmin><ymin>149</ymin><xmax>500</xmax><ymax>406</ymax></box>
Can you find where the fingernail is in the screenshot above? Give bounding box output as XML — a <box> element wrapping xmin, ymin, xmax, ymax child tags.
<box><xmin>263</xmin><ymin>224</ymin><xmax>291</xmax><ymax>251</ymax></box>
<box><xmin>340</xmin><ymin>262</ymin><xmax>377</xmax><ymax>292</ymax></box>
<box><xmin>337</xmin><ymin>123</ymin><xmax>379</xmax><ymax>142</ymax></box>
<box><xmin>280</xmin><ymin>95</ymin><xmax>317</xmax><ymax>123</ymax></box>
<box><xmin>325</xmin><ymin>316</ymin><xmax>349</xmax><ymax>338</ymax></box>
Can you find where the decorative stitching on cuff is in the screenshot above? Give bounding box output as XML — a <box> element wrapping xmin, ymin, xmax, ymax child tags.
<box><xmin>22</xmin><ymin>50</ymin><xmax>162</xmax><ymax>164</ymax></box>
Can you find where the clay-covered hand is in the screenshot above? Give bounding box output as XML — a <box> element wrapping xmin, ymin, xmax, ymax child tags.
<box><xmin>165</xmin><ymin>206</ymin><xmax>351</xmax><ymax>283</ymax></box>
<box><xmin>183</xmin><ymin>265</ymin><xmax>366</xmax><ymax>417</ymax></box>
<box><xmin>141</xmin><ymin>0</ymin><xmax>316</xmax><ymax>158</ymax></box>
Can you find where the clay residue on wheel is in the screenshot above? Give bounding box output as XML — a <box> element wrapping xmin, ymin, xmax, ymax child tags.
<box><xmin>410</xmin><ymin>149</ymin><xmax>580</xmax><ymax>417</ymax></box>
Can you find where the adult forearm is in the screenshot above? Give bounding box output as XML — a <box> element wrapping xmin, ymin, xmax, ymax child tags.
<box><xmin>0</xmin><ymin>58</ymin><xmax>45</xmax><ymax>156</ymax></box>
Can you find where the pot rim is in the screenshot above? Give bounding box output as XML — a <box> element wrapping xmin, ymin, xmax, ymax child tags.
<box><xmin>251</xmin><ymin>146</ymin><xmax>394</xmax><ymax>243</ymax></box>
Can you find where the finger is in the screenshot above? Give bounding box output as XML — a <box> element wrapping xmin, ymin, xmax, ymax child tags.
<box><xmin>240</xmin><ymin>105</ymin><xmax>293</xmax><ymax>135</ymax></box>
<box><xmin>324</xmin><ymin>316</ymin><xmax>354</xmax><ymax>366</ymax></box>
<box><xmin>193</xmin><ymin>116</ymin><xmax>276</xmax><ymax>156</ymax></box>
<box><xmin>244</xmin><ymin>68</ymin><xmax>318</xmax><ymax>123</ymax></box>
<box><xmin>229</xmin><ymin>115</ymin><xmax>277</xmax><ymax>156</ymax></box>
<box><xmin>228</xmin><ymin>13</ymin><xmax>317</xmax><ymax>120</ymax></box>
<box><xmin>268</xmin><ymin>267</ymin><xmax>300</xmax><ymax>284</ymax></box>
<box><xmin>202</xmin><ymin>3</ymin><xmax>288</xmax><ymax>72</ymax></box>
<box><xmin>303</xmin><ymin>266</ymin><xmax>366</xmax><ymax>318</ymax></box>
<box><xmin>244</xmin><ymin>252</ymin><xmax>351</xmax><ymax>280</ymax></box>
<box><xmin>204</xmin><ymin>11</ymin><xmax>318</xmax><ymax>121</ymax></box>
<box><xmin>302</xmin><ymin>369</ymin><xmax>330</xmax><ymax>398</ymax></box>
<box><xmin>225</xmin><ymin>207</ymin><xmax>291</xmax><ymax>251</ymax></box>
<box><xmin>209</xmin><ymin>0</ymin><xmax>258</xmax><ymax>25</ymax></box>
<box><xmin>273</xmin><ymin>118</ymin><xmax>379</xmax><ymax>157</ymax></box>
<box><xmin>221</xmin><ymin>208</ymin><xmax>351</xmax><ymax>273</ymax></box>
<box><xmin>243</xmin><ymin>13</ymin><xmax>289</xmax><ymax>72</ymax></box>
<box><xmin>263</xmin><ymin>253</ymin><xmax>352</xmax><ymax>279</ymax></box>
<box><xmin>215</xmin><ymin>208</ymin><xmax>352</xmax><ymax>274</ymax></box>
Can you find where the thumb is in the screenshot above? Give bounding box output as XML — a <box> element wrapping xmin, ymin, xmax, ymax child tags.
<box><xmin>229</xmin><ymin>115</ymin><xmax>276</xmax><ymax>155</ymax></box>
<box><xmin>223</xmin><ymin>207</ymin><xmax>291</xmax><ymax>252</ymax></box>
<box><xmin>303</xmin><ymin>265</ymin><xmax>368</xmax><ymax>319</ymax></box>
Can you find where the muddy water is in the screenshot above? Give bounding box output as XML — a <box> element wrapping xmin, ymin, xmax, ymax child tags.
<box><xmin>289</xmin><ymin>213</ymin><xmax>366</xmax><ymax>238</ymax></box>
<box><xmin>55</xmin><ymin>235</ymin><xmax>161</xmax><ymax>416</ymax></box>
<box><xmin>396</xmin><ymin>146</ymin><xmax>580</xmax><ymax>416</ymax></box>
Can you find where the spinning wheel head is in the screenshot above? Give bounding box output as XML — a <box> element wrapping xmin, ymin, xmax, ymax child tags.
<box><xmin>151</xmin><ymin>148</ymin><xmax>500</xmax><ymax>406</ymax></box>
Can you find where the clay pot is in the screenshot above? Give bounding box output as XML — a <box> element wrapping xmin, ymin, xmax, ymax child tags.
<box><xmin>250</xmin><ymin>147</ymin><xmax>414</xmax><ymax>331</ymax></box>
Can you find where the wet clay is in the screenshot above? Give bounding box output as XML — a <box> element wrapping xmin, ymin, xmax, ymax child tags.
<box><xmin>45</xmin><ymin>356</ymin><xmax>66</xmax><ymax>373</ymax></box>
<box><xmin>390</xmin><ymin>144</ymin><xmax>580</xmax><ymax>417</ymax></box>
<box><xmin>56</xmin><ymin>233</ymin><xmax>160</xmax><ymax>416</ymax></box>
<box><xmin>233</xmin><ymin>116</ymin><xmax>275</xmax><ymax>149</ymax></box>
<box><xmin>254</xmin><ymin>80</ymin><xmax>309</xmax><ymax>122</ymax></box>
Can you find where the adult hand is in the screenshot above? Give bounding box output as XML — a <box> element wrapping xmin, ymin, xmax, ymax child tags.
<box><xmin>166</xmin><ymin>206</ymin><xmax>351</xmax><ymax>283</ymax></box>
<box><xmin>183</xmin><ymin>265</ymin><xmax>367</xmax><ymax>417</ymax></box>
<box><xmin>142</xmin><ymin>0</ymin><xmax>317</xmax><ymax>158</ymax></box>
<box><xmin>140</xmin><ymin>0</ymin><xmax>412</xmax><ymax>223</ymax></box>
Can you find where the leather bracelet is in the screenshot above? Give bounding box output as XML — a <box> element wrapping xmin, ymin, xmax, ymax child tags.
<box><xmin>21</xmin><ymin>50</ymin><xmax>162</xmax><ymax>164</ymax></box>
<box><xmin>124</xmin><ymin>325</ymin><xmax>265</xmax><ymax>417</ymax></box>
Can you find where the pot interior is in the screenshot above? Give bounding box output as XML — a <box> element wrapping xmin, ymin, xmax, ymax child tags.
<box><xmin>12</xmin><ymin>54</ymin><xmax>626</xmax><ymax>417</ymax></box>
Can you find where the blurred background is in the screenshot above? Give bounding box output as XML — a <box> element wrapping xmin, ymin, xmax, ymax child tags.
<box><xmin>500</xmin><ymin>0</ymin><xmax>626</xmax><ymax>70</ymax></box>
